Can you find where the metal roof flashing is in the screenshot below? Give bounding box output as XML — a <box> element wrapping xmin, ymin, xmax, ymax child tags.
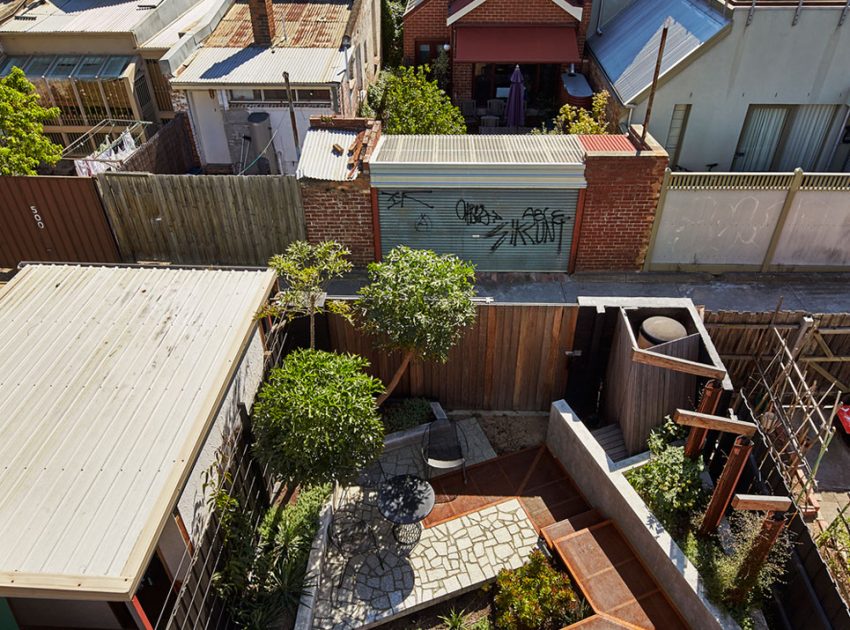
<box><xmin>0</xmin><ymin>264</ymin><xmax>276</xmax><ymax>600</ymax></box>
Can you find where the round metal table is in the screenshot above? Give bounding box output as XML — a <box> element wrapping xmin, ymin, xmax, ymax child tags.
<box><xmin>377</xmin><ymin>474</ymin><xmax>436</xmax><ymax>545</ymax></box>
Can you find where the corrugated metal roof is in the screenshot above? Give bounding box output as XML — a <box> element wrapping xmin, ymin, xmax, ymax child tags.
<box><xmin>297</xmin><ymin>128</ymin><xmax>359</xmax><ymax>181</ymax></box>
<box><xmin>372</xmin><ymin>134</ymin><xmax>585</xmax><ymax>164</ymax></box>
<box><xmin>579</xmin><ymin>134</ymin><xmax>636</xmax><ymax>152</ymax></box>
<box><xmin>0</xmin><ymin>0</ymin><xmax>154</xmax><ymax>34</ymax></box>
<box><xmin>587</xmin><ymin>0</ymin><xmax>729</xmax><ymax>104</ymax></box>
<box><xmin>140</xmin><ymin>0</ymin><xmax>221</xmax><ymax>50</ymax></box>
<box><xmin>0</xmin><ymin>264</ymin><xmax>275</xmax><ymax>598</ymax></box>
<box><xmin>203</xmin><ymin>0</ymin><xmax>349</xmax><ymax>48</ymax></box>
<box><xmin>172</xmin><ymin>46</ymin><xmax>344</xmax><ymax>86</ymax></box>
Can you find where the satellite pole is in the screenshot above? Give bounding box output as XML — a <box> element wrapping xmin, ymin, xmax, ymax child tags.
<box><xmin>640</xmin><ymin>18</ymin><xmax>670</xmax><ymax>149</ymax></box>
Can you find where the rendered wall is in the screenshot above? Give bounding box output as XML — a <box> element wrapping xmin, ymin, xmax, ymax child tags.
<box><xmin>627</xmin><ymin>7</ymin><xmax>850</xmax><ymax>172</ymax></box>
<box><xmin>545</xmin><ymin>400</ymin><xmax>737</xmax><ymax>630</ymax></box>
<box><xmin>177</xmin><ymin>327</ymin><xmax>266</xmax><ymax>543</ymax></box>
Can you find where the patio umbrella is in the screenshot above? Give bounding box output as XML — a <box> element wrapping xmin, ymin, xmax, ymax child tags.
<box><xmin>505</xmin><ymin>65</ymin><xmax>526</xmax><ymax>128</ymax></box>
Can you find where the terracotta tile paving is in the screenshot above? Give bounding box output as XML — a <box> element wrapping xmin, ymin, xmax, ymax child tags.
<box><xmin>423</xmin><ymin>446</ymin><xmax>590</xmax><ymax>531</ymax></box>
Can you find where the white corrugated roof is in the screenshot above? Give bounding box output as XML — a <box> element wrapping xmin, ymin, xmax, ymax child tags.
<box><xmin>0</xmin><ymin>264</ymin><xmax>275</xmax><ymax>599</ymax></box>
<box><xmin>372</xmin><ymin>134</ymin><xmax>585</xmax><ymax>165</ymax></box>
<box><xmin>587</xmin><ymin>0</ymin><xmax>730</xmax><ymax>104</ymax></box>
<box><xmin>0</xmin><ymin>0</ymin><xmax>153</xmax><ymax>33</ymax></box>
<box><xmin>297</xmin><ymin>128</ymin><xmax>359</xmax><ymax>181</ymax></box>
<box><xmin>139</xmin><ymin>0</ymin><xmax>219</xmax><ymax>50</ymax></box>
<box><xmin>172</xmin><ymin>46</ymin><xmax>345</xmax><ymax>86</ymax></box>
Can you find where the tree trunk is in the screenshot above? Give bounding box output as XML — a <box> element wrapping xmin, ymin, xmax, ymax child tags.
<box><xmin>309</xmin><ymin>311</ymin><xmax>316</xmax><ymax>350</ymax></box>
<box><xmin>376</xmin><ymin>350</ymin><xmax>414</xmax><ymax>407</ymax></box>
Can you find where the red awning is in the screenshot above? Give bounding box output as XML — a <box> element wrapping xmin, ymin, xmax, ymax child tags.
<box><xmin>454</xmin><ymin>26</ymin><xmax>580</xmax><ymax>64</ymax></box>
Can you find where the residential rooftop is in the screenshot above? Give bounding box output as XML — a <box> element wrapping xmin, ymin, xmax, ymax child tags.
<box><xmin>0</xmin><ymin>263</ymin><xmax>274</xmax><ymax>599</ymax></box>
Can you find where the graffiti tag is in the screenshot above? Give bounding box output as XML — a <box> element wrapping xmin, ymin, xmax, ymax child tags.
<box><xmin>485</xmin><ymin>207</ymin><xmax>569</xmax><ymax>253</ymax></box>
<box><xmin>455</xmin><ymin>198</ymin><xmax>503</xmax><ymax>226</ymax></box>
<box><xmin>381</xmin><ymin>191</ymin><xmax>434</xmax><ymax>211</ymax></box>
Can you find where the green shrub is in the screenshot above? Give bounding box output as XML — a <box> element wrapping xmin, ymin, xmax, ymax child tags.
<box><xmin>626</xmin><ymin>428</ymin><xmax>706</xmax><ymax>536</ymax></box>
<box><xmin>493</xmin><ymin>550</ymin><xmax>587</xmax><ymax>630</ymax></box>
<box><xmin>212</xmin><ymin>484</ymin><xmax>331</xmax><ymax>628</ymax></box>
<box><xmin>382</xmin><ymin>397</ymin><xmax>434</xmax><ymax>433</ymax></box>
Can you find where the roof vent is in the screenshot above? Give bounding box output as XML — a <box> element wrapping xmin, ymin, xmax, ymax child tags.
<box><xmin>14</xmin><ymin>14</ymin><xmax>37</xmax><ymax>19</ymax></box>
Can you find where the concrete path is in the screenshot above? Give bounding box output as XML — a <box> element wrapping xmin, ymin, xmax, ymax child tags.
<box><xmin>329</xmin><ymin>271</ymin><xmax>850</xmax><ymax>314</ymax></box>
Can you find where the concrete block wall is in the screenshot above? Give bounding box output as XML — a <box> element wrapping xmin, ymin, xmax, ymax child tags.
<box><xmin>545</xmin><ymin>400</ymin><xmax>737</xmax><ymax>630</ymax></box>
<box><xmin>574</xmin><ymin>127</ymin><xmax>668</xmax><ymax>272</ymax></box>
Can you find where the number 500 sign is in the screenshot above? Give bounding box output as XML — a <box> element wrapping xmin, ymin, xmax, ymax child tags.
<box><xmin>30</xmin><ymin>205</ymin><xmax>45</xmax><ymax>230</ymax></box>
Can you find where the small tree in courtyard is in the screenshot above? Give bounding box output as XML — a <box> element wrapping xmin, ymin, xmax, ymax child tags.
<box><xmin>259</xmin><ymin>241</ymin><xmax>352</xmax><ymax>349</ymax></box>
<box><xmin>0</xmin><ymin>67</ymin><xmax>62</xmax><ymax>175</ymax></box>
<box><xmin>369</xmin><ymin>66</ymin><xmax>465</xmax><ymax>135</ymax></box>
<box><xmin>252</xmin><ymin>349</ymin><xmax>385</xmax><ymax>490</ymax></box>
<box><xmin>536</xmin><ymin>89</ymin><xmax>611</xmax><ymax>135</ymax></box>
<box><xmin>357</xmin><ymin>246</ymin><xmax>477</xmax><ymax>406</ymax></box>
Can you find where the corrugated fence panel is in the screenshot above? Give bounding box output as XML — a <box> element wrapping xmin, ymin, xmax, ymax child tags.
<box><xmin>377</xmin><ymin>188</ymin><xmax>578</xmax><ymax>272</ymax></box>
<box><xmin>0</xmin><ymin>176</ymin><xmax>119</xmax><ymax>268</ymax></box>
<box><xmin>97</xmin><ymin>173</ymin><xmax>305</xmax><ymax>265</ymax></box>
<box><xmin>326</xmin><ymin>303</ymin><xmax>578</xmax><ymax>411</ymax></box>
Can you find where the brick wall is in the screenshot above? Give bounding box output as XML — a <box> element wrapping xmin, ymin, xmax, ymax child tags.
<box><xmin>402</xmin><ymin>0</ymin><xmax>449</xmax><ymax>63</ymax></box>
<box><xmin>452</xmin><ymin>62</ymin><xmax>473</xmax><ymax>101</ymax></box>
<box><xmin>573</xmin><ymin>127</ymin><xmax>668</xmax><ymax>272</ymax></box>
<box><xmin>120</xmin><ymin>113</ymin><xmax>200</xmax><ymax>174</ymax></box>
<box><xmin>300</xmin><ymin>177</ymin><xmax>375</xmax><ymax>266</ymax></box>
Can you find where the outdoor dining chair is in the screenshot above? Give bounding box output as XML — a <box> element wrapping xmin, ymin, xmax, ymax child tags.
<box><xmin>421</xmin><ymin>407</ymin><xmax>468</xmax><ymax>483</ymax></box>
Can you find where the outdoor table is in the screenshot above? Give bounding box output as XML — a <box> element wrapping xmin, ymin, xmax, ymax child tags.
<box><xmin>377</xmin><ymin>474</ymin><xmax>436</xmax><ymax>545</ymax></box>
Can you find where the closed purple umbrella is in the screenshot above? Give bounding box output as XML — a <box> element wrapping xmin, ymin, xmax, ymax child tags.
<box><xmin>505</xmin><ymin>64</ymin><xmax>525</xmax><ymax>128</ymax></box>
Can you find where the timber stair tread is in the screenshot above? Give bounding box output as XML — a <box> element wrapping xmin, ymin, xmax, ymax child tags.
<box><xmin>592</xmin><ymin>424</ymin><xmax>628</xmax><ymax>462</ymax></box>
<box><xmin>541</xmin><ymin>508</ymin><xmax>604</xmax><ymax>546</ymax></box>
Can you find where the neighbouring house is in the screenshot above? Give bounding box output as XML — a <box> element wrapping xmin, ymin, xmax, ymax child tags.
<box><xmin>171</xmin><ymin>0</ymin><xmax>380</xmax><ymax>174</ymax></box>
<box><xmin>0</xmin><ymin>0</ymin><xmax>228</xmax><ymax>156</ymax></box>
<box><xmin>402</xmin><ymin>0</ymin><xmax>593</xmax><ymax>125</ymax></box>
<box><xmin>0</xmin><ymin>263</ymin><xmax>275</xmax><ymax>629</ymax></box>
<box><xmin>586</xmin><ymin>0</ymin><xmax>850</xmax><ymax>172</ymax></box>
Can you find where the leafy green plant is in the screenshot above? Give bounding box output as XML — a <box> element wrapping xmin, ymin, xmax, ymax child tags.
<box><xmin>357</xmin><ymin>246</ymin><xmax>477</xmax><ymax>405</ymax></box>
<box><xmin>432</xmin><ymin>48</ymin><xmax>450</xmax><ymax>91</ymax></box>
<box><xmin>0</xmin><ymin>67</ymin><xmax>62</xmax><ymax>174</ymax></box>
<box><xmin>259</xmin><ymin>241</ymin><xmax>353</xmax><ymax>349</ymax></box>
<box><xmin>438</xmin><ymin>607</ymin><xmax>468</xmax><ymax>630</ymax></box>
<box><xmin>382</xmin><ymin>397</ymin><xmax>434</xmax><ymax>433</ymax></box>
<box><xmin>252</xmin><ymin>349</ymin><xmax>385</xmax><ymax>487</ymax></box>
<box><xmin>369</xmin><ymin>66</ymin><xmax>465</xmax><ymax>134</ymax></box>
<box><xmin>626</xmin><ymin>427</ymin><xmax>706</xmax><ymax>536</ymax></box>
<box><xmin>381</xmin><ymin>0</ymin><xmax>405</xmax><ymax>67</ymax></box>
<box><xmin>493</xmin><ymin>550</ymin><xmax>587</xmax><ymax>629</ymax></box>
<box><xmin>468</xmin><ymin>619</ymin><xmax>492</xmax><ymax>630</ymax></box>
<box><xmin>534</xmin><ymin>90</ymin><xmax>611</xmax><ymax>136</ymax></box>
<box><xmin>210</xmin><ymin>483</ymin><xmax>331</xmax><ymax>628</ymax></box>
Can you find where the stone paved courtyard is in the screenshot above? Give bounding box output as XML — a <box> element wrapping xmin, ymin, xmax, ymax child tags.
<box><xmin>308</xmin><ymin>419</ymin><xmax>541</xmax><ymax>629</ymax></box>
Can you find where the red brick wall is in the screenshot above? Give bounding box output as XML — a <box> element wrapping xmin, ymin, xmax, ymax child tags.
<box><xmin>403</xmin><ymin>0</ymin><xmax>450</xmax><ymax>63</ymax></box>
<box><xmin>574</xmin><ymin>139</ymin><xmax>668</xmax><ymax>272</ymax></box>
<box><xmin>300</xmin><ymin>177</ymin><xmax>375</xmax><ymax>266</ymax></box>
<box><xmin>452</xmin><ymin>61</ymin><xmax>473</xmax><ymax>101</ymax></box>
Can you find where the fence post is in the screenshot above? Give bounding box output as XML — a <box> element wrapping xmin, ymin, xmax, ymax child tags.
<box><xmin>700</xmin><ymin>435</ymin><xmax>753</xmax><ymax>535</ymax></box>
<box><xmin>642</xmin><ymin>168</ymin><xmax>671</xmax><ymax>272</ymax></box>
<box><xmin>761</xmin><ymin>167</ymin><xmax>804</xmax><ymax>272</ymax></box>
<box><xmin>727</xmin><ymin>511</ymin><xmax>788</xmax><ymax>604</ymax></box>
<box><xmin>684</xmin><ymin>380</ymin><xmax>723</xmax><ymax>459</ymax></box>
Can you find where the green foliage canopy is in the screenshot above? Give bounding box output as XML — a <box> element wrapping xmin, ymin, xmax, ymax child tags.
<box><xmin>252</xmin><ymin>349</ymin><xmax>385</xmax><ymax>486</ymax></box>
<box><xmin>0</xmin><ymin>67</ymin><xmax>62</xmax><ymax>175</ymax></box>
<box><xmin>536</xmin><ymin>89</ymin><xmax>611</xmax><ymax>135</ymax></box>
<box><xmin>357</xmin><ymin>246</ymin><xmax>477</xmax><ymax>362</ymax></box>
<box><xmin>372</xmin><ymin>66</ymin><xmax>466</xmax><ymax>135</ymax></box>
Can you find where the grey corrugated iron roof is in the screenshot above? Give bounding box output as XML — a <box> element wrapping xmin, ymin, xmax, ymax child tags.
<box><xmin>0</xmin><ymin>264</ymin><xmax>274</xmax><ymax>598</ymax></box>
<box><xmin>172</xmin><ymin>46</ymin><xmax>345</xmax><ymax>86</ymax></box>
<box><xmin>587</xmin><ymin>0</ymin><xmax>730</xmax><ymax>104</ymax></box>
<box><xmin>372</xmin><ymin>134</ymin><xmax>585</xmax><ymax>165</ymax></box>
<box><xmin>297</xmin><ymin>128</ymin><xmax>360</xmax><ymax>181</ymax></box>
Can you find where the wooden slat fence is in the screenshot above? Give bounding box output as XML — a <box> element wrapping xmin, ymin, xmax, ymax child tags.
<box><xmin>704</xmin><ymin>310</ymin><xmax>850</xmax><ymax>393</ymax></box>
<box><xmin>97</xmin><ymin>173</ymin><xmax>305</xmax><ymax>265</ymax></box>
<box><xmin>326</xmin><ymin>303</ymin><xmax>578</xmax><ymax>411</ymax></box>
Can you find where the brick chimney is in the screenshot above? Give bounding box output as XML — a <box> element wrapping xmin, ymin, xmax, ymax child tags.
<box><xmin>248</xmin><ymin>0</ymin><xmax>276</xmax><ymax>46</ymax></box>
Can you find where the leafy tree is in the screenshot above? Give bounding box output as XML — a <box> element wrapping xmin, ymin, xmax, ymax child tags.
<box><xmin>0</xmin><ymin>67</ymin><xmax>62</xmax><ymax>175</ymax></box>
<box><xmin>370</xmin><ymin>66</ymin><xmax>465</xmax><ymax>135</ymax></box>
<box><xmin>357</xmin><ymin>246</ymin><xmax>477</xmax><ymax>406</ymax></box>
<box><xmin>432</xmin><ymin>48</ymin><xmax>451</xmax><ymax>92</ymax></box>
<box><xmin>252</xmin><ymin>349</ymin><xmax>385</xmax><ymax>488</ymax></box>
<box><xmin>381</xmin><ymin>0</ymin><xmax>405</xmax><ymax>68</ymax></box>
<box><xmin>259</xmin><ymin>241</ymin><xmax>352</xmax><ymax>349</ymax></box>
<box><xmin>536</xmin><ymin>89</ymin><xmax>611</xmax><ymax>135</ymax></box>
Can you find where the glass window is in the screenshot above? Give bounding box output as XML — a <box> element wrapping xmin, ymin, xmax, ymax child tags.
<box><xmin>101</xmin><ymin>56</ymin><xmax>131</xmax><ymax>78</ymax></box>
<box><xmin>47</xmin><ymin>56</ymin><xmax>81</xmax><ymax>77</ymax></box>
<box><xmin>0</xmin><ymin>56</ymin><xmax>29</xmax><ymax>75</ymax></box>
<box><xmin>74</xmin><ymin>56</ymin><xmax>106</xmax><ymax>78</ymax></box>
<box><xmin>24</xmin><ymin>56</ymin><xmax>53</xmax><ymax>76</ymax></box>
<box><xmin>228</xmin><ymin>89</ymin><xmax>262</xmax><ymax>101</ymax></box>
<box><xmin>416</xmin><ymin>43</ymin><xmax>431</xmax><ymax>66</ymax></box>
<box><xmin>262</xmin><ymin>89</ymin><xmax>289</xmax><ymax>101</ymax></box>
<box><xmin>296</xmin><ymin>88</ymin><xmax>331</xmax><ymax>102</ymax></box>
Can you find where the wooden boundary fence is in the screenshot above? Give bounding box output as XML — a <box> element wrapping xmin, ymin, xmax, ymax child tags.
<box><xmin>326</xmin><ymin>303</ymin><xmax>579</xmax><ymax>411</ymax></box>
<box><xmin>98</xmin><ymin>173</ymin><xmax>305</xmax><ymax>265</ymax></box>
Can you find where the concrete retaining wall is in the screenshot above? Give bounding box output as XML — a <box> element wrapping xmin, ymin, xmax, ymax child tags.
<box><xmin>545</xmin><ymin>400</ymin><xmax>737</xmax><ymax>630</ymax></box>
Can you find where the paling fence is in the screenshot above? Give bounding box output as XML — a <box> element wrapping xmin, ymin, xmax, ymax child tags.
<box><xmin>646</xmin><ymin>170</ymin><xmax>850</xmax><ymax>272</ymax></box>
<box><xmin>326</xmin><ymin>303</ymin><xmax>579</xmax><ymax>411</ymax></box>
<box><xmin>97</xmin><ymin>173</ymin><xmax>305</xmax><ymax>265</ymax></box>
